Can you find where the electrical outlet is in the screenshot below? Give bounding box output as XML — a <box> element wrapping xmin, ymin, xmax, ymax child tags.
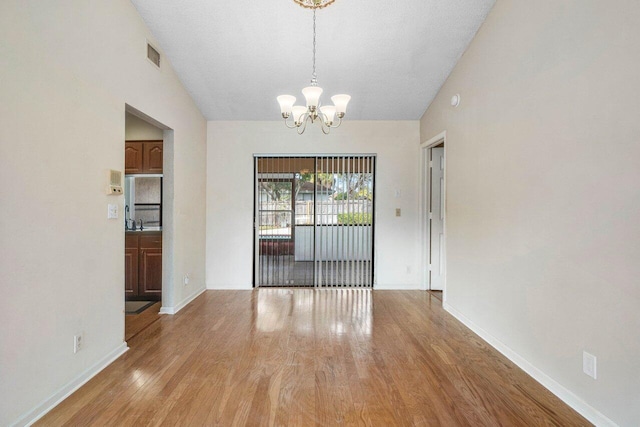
<box><xmin>73</xmin><ymin>334</ymin><xmax>83</xmax><ymax>354</ymax></box>
<box><xmin>583</xmin><ymin>351</ymin><xmax>597</xmax><ymax>379</ymax></box>
<box><xmin>183</xmin><ymin>273</ymin><xmax>189</xmax><ymax>286</ymax></box>
<box><xmin>395</xmin><ymin>208</ymin><xmax>401</xmax><ymax>217</ymax></box>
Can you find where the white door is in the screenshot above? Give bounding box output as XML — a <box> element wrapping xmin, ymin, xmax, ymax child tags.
<box><xmin>429</xmin><ymin>147</ymin><xmax>445</xmax><ymax>290</ymax></box>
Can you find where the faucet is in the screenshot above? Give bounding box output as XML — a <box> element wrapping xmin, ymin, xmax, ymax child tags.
<box><xmin>124</xmin><ymin>205</ymin><xmax>130</xmax><ymax>230</ymax></box>
<box><xmin>138</xmin><ymin>219</ymin><xmax>144</xmax><ymax>231</ymax></box>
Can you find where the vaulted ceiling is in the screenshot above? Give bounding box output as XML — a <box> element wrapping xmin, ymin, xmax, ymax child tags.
<box><xmin>130</xmin><ymin>0</ymin><xmax>495</xmax><ymax>120</ymax></box>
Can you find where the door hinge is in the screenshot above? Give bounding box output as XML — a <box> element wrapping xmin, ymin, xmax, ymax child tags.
<box><xmin>429</xmin><ymin>212</ymin><xmax>433</xmax><ymax>219</ymax></box>
<box><xmin>427</xmin><ymin>264</ymin><xmax>432</xmax><ymax>271</ymax></box>
<box><xmin>429</xmin><ymin>160</ymin><xmax>433</xmax><ymax>168</ymax></box>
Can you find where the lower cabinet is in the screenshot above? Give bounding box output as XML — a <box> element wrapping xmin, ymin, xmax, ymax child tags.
<box><xmin>125</xmin><ymin>232</ymin><xmax>162</xmax><ymax>299</ymax></box>
<box><xmin>124</xmin><ymin>244</ymin><xmax>138</xmax><ymax>296</ymax></box>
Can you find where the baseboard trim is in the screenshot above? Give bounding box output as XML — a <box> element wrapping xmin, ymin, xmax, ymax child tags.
<box><xmin>443</xmin><ymin>302</ymin><xmax>618</xmax><ymax>427</ymax></box>
<box><xmin>372</xmin><ymin>284</ymin><xmax>422</xmax><ymax>290</ymax></box>
<box><xmin>206</xmin><ymin>283</ymin><xmax>252</xmax><ymax>290</ymax></box>
<box><xmin>14</xmin><ymin>342</ymin><xmax>128</xmax><ymax>427</ymax></box>
<box><xmin>159</xmin><ymin>287</ymin><xmax>205</xmax><ymax>315</ymax></box>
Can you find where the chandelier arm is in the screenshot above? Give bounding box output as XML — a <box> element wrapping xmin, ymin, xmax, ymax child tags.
<box><xmin>284</xmin><ymin>116</ymin><xmax>298</xmax><ymax>129</ymax></box>
<box><xmin>331</xmin><ymin>116</ymin><xmax>343</xmax><ymax>128</ymax></box>
<box><xmin>319</xmin><ymin>116</ymin><xmax>331</xmax><ymax>134</ymax></box>
<box><xmin>319</xmin><ymin>112</ymin><xmax>329</xmax><ymax>127</ymax></box>
<box><xmin>297</xmin><ymin>115</ymin><xmax>309</xmax><ymax>135</ymax></box>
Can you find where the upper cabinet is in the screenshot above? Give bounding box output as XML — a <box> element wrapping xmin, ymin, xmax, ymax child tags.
<box><xmin>125</xmin><ymin>140</ymin><xmax>163</xmax><ymax>174</ymax></box>
<box><xmin>125</xmin><ymin>142</ymin><xmax>143</xmax><ymax>173</ymax></box>
<box><xmin>143</xmin><ymin>142</ymin><xmax>163</xmax><ymax>173</ymax></box>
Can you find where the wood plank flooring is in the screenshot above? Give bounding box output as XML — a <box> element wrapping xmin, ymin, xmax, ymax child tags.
<box><xmin>125</xmin><ymin>301</ymin><xmax>161</xmax><ymax>341</ymax></box>
<box><xmin>38</xmin><ymin>290</ymin><xmax>591</xmax><ymax>426</ymax></box>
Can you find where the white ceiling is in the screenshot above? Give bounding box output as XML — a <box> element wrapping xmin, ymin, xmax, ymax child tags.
<box><xmin>130</xmin><ymin>0</ymin><xmax>495</xmax><ymax>121</ymax></box>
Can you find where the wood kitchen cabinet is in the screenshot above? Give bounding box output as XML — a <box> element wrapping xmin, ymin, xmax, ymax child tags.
<box><xmin>125</xmin><ymin>234</ymin><xmax>139</xmax><ymax>297</ymax></box>
<box><xmin>143</xmin><ymin>142</ymin><xmax>163</xmax><ymax>174</ymax></box>
<box><xmin>125</xmin><ymin>140</ymin><xmax>163</xmax><ymax>174</ymax></box>
<box><xmin>139</xmin><ymin>234</ymin><xmax>162</xmax><ymax>297</ymax></box>
<box><xmin>124</xmin><ymin>142</ymin><xmax>143</xmax><ymax>174</ymax></box>
<box><xmin>125</xmin><ymin>232</ymin><xmax>162</xmax><ymax>300</ymax></box>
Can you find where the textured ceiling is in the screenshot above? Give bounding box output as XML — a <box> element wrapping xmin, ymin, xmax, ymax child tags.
<box><xmin>130</xmin><ymin>0</ymin><xmax>495</xmax><ymax>120</ymax></box>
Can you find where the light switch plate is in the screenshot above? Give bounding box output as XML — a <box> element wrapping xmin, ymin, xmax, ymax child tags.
<box><xmin>583</xmin><ymin>351</ymin><xmax>597</xmax><ymax>379</ymax></box>
<box><xmin>107</xmin><ymin>204</ymin><xmax>118</xmax><ymax>219</ymax></box>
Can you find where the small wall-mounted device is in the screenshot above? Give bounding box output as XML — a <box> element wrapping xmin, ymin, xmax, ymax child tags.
<box><xmin>451</xmin><ymin>94</ymin><xmax>461</xmax><ymax>107</ymax></box>
<box><xmin>107</xmin><ymin>169</ymin><xmax>123</xmax><ymax>195</ymax></box>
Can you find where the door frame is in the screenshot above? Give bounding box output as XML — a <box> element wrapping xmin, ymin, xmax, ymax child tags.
<box><xmin>125</xmin><ymin>104</ymin><xmax>173</xmax><ymax>313</ymax></box>
<box><xmin>420</xmin><ymin>131</ymin><xmax>447</xmax><ymax>299</ymax></box>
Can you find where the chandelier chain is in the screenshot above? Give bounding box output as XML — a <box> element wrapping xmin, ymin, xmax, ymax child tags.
<box><xmin>312</xmin><ymin>9</ymin><xmax>317</xmax><ymax>84</ymax></box>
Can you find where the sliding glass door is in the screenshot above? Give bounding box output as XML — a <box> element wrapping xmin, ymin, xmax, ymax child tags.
<box><xmin>254</xmin><ymin>155</ymin><xmax>376</xmax><ymax>288</ymax></box>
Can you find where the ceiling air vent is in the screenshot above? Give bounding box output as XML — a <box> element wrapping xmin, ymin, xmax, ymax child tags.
<box><xmin>147</xmin><ymin>43</ymin><xmax>160</xmax><ymax>68</ymax></box>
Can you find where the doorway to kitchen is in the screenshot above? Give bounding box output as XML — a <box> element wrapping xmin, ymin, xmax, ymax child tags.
<box><xmin>123</xmin><ymin>105</ymin><xmax>172</xmax><ymax>338</ymax></box>
<box><xmin>254</xmin><ymin>155</ymin><xmax>376</xmax><ymax>288</ymax></box>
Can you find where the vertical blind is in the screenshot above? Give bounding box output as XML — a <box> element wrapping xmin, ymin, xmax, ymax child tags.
<box><xmin>254</xmin><ymin>155</ymin><xmax>375</xmax><ymax>288</ymax></box>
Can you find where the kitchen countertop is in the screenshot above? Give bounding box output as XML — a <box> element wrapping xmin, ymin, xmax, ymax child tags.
<box><xmin>125</xmin><ymin>227</ymin><xmax>162</xmax><ymax>233</ymax></box>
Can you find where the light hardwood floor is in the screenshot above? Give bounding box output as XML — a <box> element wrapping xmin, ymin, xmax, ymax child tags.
<box><xmin>125</xmin><ymin>301</ymin><xmax>161</xmax><ymax>341</ymax></box>
<box><xmin>38</xmin><ymin>290</ymin><xmax>590</xmax><ymax>426</ymax></box>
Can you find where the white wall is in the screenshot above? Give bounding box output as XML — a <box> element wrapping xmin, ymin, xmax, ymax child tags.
<box><xmin>420</xmin><ymin>1</ymin><xmax>640</xmax><ymax>426</ymax></box>
<box><xmin>206</xmin><ymin>121</ymin><xmax>420</xmax><ymax>289</ymax></box>
<box><xmin>0</xmin><ymin>2</ymin><xmax>206</xmax><ymax>425</ymax></box>
<box><xmin>125</xmin><ymin>112</ymin><xmax>164</xmax><ymax>140</ymax></box>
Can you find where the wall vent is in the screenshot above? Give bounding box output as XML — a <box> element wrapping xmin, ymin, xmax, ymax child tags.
<box><xmin>147</xmin><ymin>43</ymin><xmax>160</xmax><ymax>68</ymax></box>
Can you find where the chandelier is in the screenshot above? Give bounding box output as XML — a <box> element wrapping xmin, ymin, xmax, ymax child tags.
<box><xmin>277</xmin><ymin>3</ymin><xmax>350</xmax><ymax>135</ymax></box>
